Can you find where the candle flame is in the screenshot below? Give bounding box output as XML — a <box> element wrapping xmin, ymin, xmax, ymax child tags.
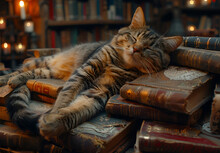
<box><xmin>189</xmin><ymin>0</ymin><xmax>195</xmax><ymax>5</ymax></box>
<box><xmin>3</xmin><ymin>43</ymin><xmax>8</xmax><ymax>48</ymax></box>
<box><xmin>18</xmin><ymin>43</ymin><xmax>23</xmax><ymax>49</ymax></box>
<box><xmin>19</xmin><ymin>1</ymin><xmax>24</xmax><ymax>7</ymax></box>
<box><xmin>0</xmin><ymin>18</ymin><xmax>4</xmax><ymax>24</ymax></box>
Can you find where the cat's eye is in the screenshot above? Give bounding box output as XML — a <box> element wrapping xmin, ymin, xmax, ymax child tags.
<box><xmin>127</xmin><ymin>35</ymin><xmax>136</xmax><ymax>43</ymax></box>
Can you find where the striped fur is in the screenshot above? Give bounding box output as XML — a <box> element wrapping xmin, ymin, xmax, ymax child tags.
<box><xmin>2</xmin><ymin>7</ymin><xmax>182</xmax><ymax>139</ymax></box>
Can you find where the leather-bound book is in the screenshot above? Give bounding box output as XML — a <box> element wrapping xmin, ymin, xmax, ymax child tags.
<box><xmin>26</xmin><ymin>79</ymin><xmax>65</xmax><ymax>98</ymax></box>
<box><xmin>183</xmin><ymin>36</ymin><xmax>220</xmax><ymax>51</ymax></box>
<box><xmin>120</xmin><ymin>66</ymin><xmax>215</xmax><ymax>114</ymax></box>
<box><xmin>106</xmin><ymin>95</ymin><xmax>204</xmax><ymax>126</ymax></box>
<box><xmin>138</xmin><ymin>121</ymin><xmax>220</xmax><ymax>153</ymax></box>
<box><xmin>53</xmin><ymin>112</ymin><xmax>138</xmax><ymax>153</ymax></box>
<box><xmin>171</xmin><ymin>46</ymin><xmax>220</xmax><ymax>74</ymax></box>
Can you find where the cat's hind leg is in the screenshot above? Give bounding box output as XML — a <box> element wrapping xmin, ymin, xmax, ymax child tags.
<box><xmin>39</xmin><ymin>87</ymin><xmax>108</xmax><ymax>139</ymax></box>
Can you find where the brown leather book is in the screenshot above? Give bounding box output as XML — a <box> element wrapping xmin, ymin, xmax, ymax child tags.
<box><xmin>52</xmin><ymin>112</ymin><xmax>138</xmax><ymax>153</ymax></box>
<box><xmin>0</xmin><ymin>85</ymin><xmax>13</xmax><ymax>106</ymax></box>
<box><xmin>210</xmin><ymin>82</ymin><xmax>220</xmax><ymax>133</ymax></box>
<box><xmin>106</xmin><ymin>95</ymin><xmax>204</xmax><ymax>126</ymax></box>
<box><xmin>26</xmin><ymin>79</ymin><xmax>65</xmax><ymax>98</ymax></box>
<box><xmin>0</xmin><ymin>123</ymin><xmax>42</xmax><ymax>151</ymax></box>
<box><xmin>120</xmin><ymin>66</ymin><xmax>215</xmax><ymax>114</ymax></box>
<box><xmin>31</xmin><ymin>92</ymin><xmax>56</xmax><ymax>104</ymax></box>
<box><xmin>138</xmin><ymin>121</ymin><xmax>220</xmax><ymax>153</ymax></box>
<box><xmin>171</xmin><ymin>46</ymin><xmax>220</xmax><ymax>74</ymax></box>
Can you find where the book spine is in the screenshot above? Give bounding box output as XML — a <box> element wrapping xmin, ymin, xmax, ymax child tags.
<box><xmin>106</xmin><ymin>96</ymin><xmax>202</xmax><ymax>125</ymax></box>
<box><xmin>120</xmin><ymin>84</ymin><xmax>189</xmax><ymax>113</ymax></box>
<box><xmin>31</xmin><ymin>93</ymin><xmax>56</xmax><ymax>104</ymax></box>
<box><xmin>183</xmin><ymin>37</ymin><xmax>220</xmax><ymax>51</ymax></box>
<box><xmin>0</xmin><ymin>106</ymin><xmax>10</xmax><ymax>121</ymax></box>
<box><xmin>171</xmin><ymin>46</ymin><xmax>220</xmax><ymax>74</ymax></box>
<box><xmin>55</xmin><ymin>0</ymin><xmax>64</xmax><ymax>21</ymax></box>
<box><xmin>26</xmin><ymin>80</ymin><xmax>61</xmax><ymax>98</ymax></box>
<box><xmin>0</xmin><ymin>125</ymin><xmax>42</xmax><ymax>151</ymax></box>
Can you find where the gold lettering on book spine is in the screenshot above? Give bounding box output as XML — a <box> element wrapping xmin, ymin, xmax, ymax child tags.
<box><xmin>207</xmin><ymin>38</ymin><xmax>211</xmax><ymax>50</ymax></box>
<box><xmin>195</xmin><ymin>37</ymin><xmax>200</xmax><ymax>48</ymax></box>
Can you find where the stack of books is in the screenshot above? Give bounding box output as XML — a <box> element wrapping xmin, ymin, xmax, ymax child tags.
<box><xmin>105</xmin><ymin>36</ymin><xmax>220</xmax><ymax>152</ymax></box>
<box><xmin>1</xmin><ymin>36</ymin><xmax>220</xmax><ymax>152</ymax></box>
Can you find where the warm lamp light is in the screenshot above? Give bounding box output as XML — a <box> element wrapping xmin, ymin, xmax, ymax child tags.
<box><xmin>187</xmin><ymin>0</ymin><xmax>195</xmax><ymax>7</ymax></box>
<box><xmin>201</xmin><ymin>0</ymin><xmax>209</xmax><ymax>5</ymax></box>
<box><xmin>19</xmin><ymin>1</ymin><xmax>24</xmax><ymax>7</ymax></box>
<box><xmin>2</xmin><ymin>42</ymin><xmax>11</xmax><ymax>55</ymax></box>
<box><xmin>188</xmin><ymin>25</ymin><xmax>196</xmax><ymax>32</ymax></box>
<box><xmin>19</xmin><ymin>0</ymin><xmax>26</xmax><ymax>20</ymax></box>
<box><xmin>24</xmin><ymin>21</ymin><xmax>34</xmax><ymax>33</ymax></box>
<box><xmin>15</xmin><ymin>43</ymin><xmax>26</xmax><ymax>53</ymax></box>
<box><xmin>0</xmin><ymin>17</ymin><xmax>6</xmax><ymax>30</ymax></box>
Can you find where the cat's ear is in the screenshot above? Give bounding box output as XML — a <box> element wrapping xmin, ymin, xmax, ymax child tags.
<box><xmin>129</xmin><ymin>7</ymin><xmax>146</xmax><ymax>29</ymax></box>
<box><xmin>162</xmin><ymin>36</ymin><xmax>183</xmax><ymax>53</ymax></box>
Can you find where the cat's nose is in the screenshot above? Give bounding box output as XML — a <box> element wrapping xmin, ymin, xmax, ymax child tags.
<box><xmin>133</xmin><ymin>47</ymin><xmax>140</xmax><ymax>52</ymax></box>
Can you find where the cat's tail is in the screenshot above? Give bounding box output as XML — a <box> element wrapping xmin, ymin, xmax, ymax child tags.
<box><xmin>6</xmin><ymin>85</ymin><xmax>50</xmax><ymax>134</ymax></box>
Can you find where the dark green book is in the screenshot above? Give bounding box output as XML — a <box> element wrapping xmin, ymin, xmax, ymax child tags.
<box><xmin>183</xmin><ymin>36</ymin><xmax>220</xmax><ymax>51</ymax></box>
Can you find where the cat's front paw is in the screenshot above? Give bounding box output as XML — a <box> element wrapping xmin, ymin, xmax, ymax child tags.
<box><xmin>38</xmin><ymin>113</ymin><xmax>66</xmax><ymax>140</ymax></box>
<box><xmin>0</xmin><ymin>76</ymin><xmax>9</xmax><ymax>86</ymax></box>
<box><xmin>8</xmin><ymin>76</ymin><xmax>25</xmax><ymax>88</ymax></box>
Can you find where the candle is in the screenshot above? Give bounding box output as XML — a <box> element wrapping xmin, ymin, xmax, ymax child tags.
<box><xmin>19</xmin><ymin>0</ymin><xmax>26</xmax><ymax>20</ymax></box>
<box><xmin>188</xmin><ymin>25</ymin><xmax>196</xmax><ymax>32</ymax></box>
<box><xmin>24</xmin><ymin>21</ymin><xmax>34</xmax><ymax>33</ymax></box>
<box><xmin>2</xmin><ymin>43</ymin><xmax>11</xmax><ymax>55</ymax></box>
<box><xmin>187</xmin><ymin>0</ymin><xmax>195</xmax><ymax>7</ymax></box>
<box><xmin>0</xmin><ymin>18</ymin><xmax>6</xmax><ymax>30</ymax></box>
<box><xmin>201</xmin><ymin>0</ymin><xmax>209</xmax><ymax>6</ymax></box>
<box><xmin>15</xmin><ymin>43</ymin><xmax>25</xmax><ymax>53</ymax></box>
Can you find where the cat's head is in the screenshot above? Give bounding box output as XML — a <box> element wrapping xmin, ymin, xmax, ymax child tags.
<box><xmin>111</xmin><ymin>7</ymin><xmax>182</xmax><ymax>74</ymax></box>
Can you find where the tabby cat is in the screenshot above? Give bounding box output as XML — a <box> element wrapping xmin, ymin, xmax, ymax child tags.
<box><xmin>1</xmin><ymin>7</ymin><xmax>182</xmax><ymax>139</ymax></box>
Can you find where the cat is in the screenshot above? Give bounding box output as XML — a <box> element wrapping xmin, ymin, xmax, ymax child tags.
<box><xmin>2</xmin><ymin>7</ymin><xmax>182</xmax><ymax>139</ymax></box>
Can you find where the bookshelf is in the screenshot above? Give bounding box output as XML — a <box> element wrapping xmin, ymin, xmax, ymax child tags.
<box><xmin>42</xmin><ymin>0</ymin><xmax>157</xmax><ymax>48</ymax></box>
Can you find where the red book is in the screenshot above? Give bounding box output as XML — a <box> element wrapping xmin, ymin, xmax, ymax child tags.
<box><xmin>49</xmin><ymin>0</ymin><xmax>54</xmax><ymax>20</ymax></box>
<box><xmin>138</xmin><ymin>121</ymin><xmax>220</xmax><ymax>153</ymax></box>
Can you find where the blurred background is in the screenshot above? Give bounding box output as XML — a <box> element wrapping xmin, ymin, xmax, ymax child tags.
<box><xmin>0</xmin><ymin>0</ymin><xmax>219</xmax><ymax>70</ymax></box>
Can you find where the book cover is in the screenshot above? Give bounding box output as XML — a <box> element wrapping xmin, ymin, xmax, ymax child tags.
<box><xmin>171</xmin><ymin>46</ymin><xmax>220</xmax><ymax>74</ymax></box>
<box><xmin>52</xmin><ymin>112</ymin><xmax>138</xmax><ymax>153</ymax></box>
<box><xmin>106</xmin><ymin>95</ymin><xmax>204</xmax><ymax>126</ymax></box>
<box><xmin>31</xmin><ymin>92</ymin><xmax>56</xmax><ymax>104</ymax></box>
<box><xmin>183</xmin><ymin>36</ymin><xmax>220</xmax><ymax>51</ymax></box>
<box><xmin>0</xmin><ymin>85</ymin><xmax>13</xmax><ymax>106</ymax></box>
<box><xmin>210</xmin><ymin>82</ymin><xmax>220</xmax><ymax>133</ymax></box>
<box><xmin>138</xmin><ymin>121</ymin><xmax>220</xmax><ymax>153</ymax></box>
<box><xmin>0</xmin><ymin>106</ymin><xmax>10</xmax><ymax>121</ymax></box>
<box><xmin>0</xmin><ymin>123</ymin><xmax>42</xmax><ymax>151</ymax></box>
<box><xmin>26</xmin><ymin>79</ymin><xmax>65</xmax><ymax>98</ymax></box>
<box><xmin>120</xmin><ymin>66</ymin><xmax>215</xmax><ymax>114</ymax></box>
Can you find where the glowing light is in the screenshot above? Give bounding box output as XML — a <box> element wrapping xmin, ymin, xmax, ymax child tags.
<box><xmin>19</xmin><ymin>1</ymin><xmax>24</xmax><ymax>7</ymax></box>
<box><xmin>188</xmin><ymin>25</ymin><xmax>196</xmax><ymax>32</ymax></box>
<box><xmin>3</xmin><ymin>43</ymin><xmax>8</xmax><ymax>49</ymax></box>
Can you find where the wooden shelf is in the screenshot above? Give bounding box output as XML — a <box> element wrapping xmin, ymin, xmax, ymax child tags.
<box><xmin>47</xmin><ymin>19</ymin><xmax>131</xmax><ymax>27</ymax></box>
<box><xmin>181</xmin><ymin>7</ymin><xmax>220</xmax><ymax>14</ymax></box>
<box><xmin>2</xmin><ymin>54</ymin><xmax>26</xmax><ymax>61</ymax></box>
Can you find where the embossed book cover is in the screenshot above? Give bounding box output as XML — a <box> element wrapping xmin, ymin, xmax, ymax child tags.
<box><xmin>120</xmin><ymin>66</ymin><xmax>215</xmax><ymax>114</ymax></box>
<box><xmin>53</xmin><ymin>112</ymin><xmax>137</xmax><ymax>153</ymax></box>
